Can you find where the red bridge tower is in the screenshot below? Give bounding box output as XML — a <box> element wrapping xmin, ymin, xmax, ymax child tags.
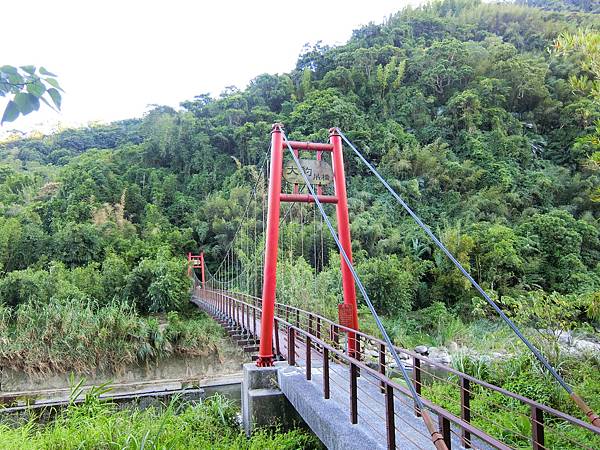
<box><xmin>257</xmin><ymin>124</ymin><xmax>359</xmax><ymax>367</ymax></box>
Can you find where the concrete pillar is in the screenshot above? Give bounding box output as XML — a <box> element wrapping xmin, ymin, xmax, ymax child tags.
<box><xmin>241</xmin><ymin>362</ymin><xmax>302</xmax><ymax>435</ymax></box>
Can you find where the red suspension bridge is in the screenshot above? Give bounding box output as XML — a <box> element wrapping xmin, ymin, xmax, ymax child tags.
<box><xmin>189</xmin><ymin>124</ymin><xmax>600</xmax><ymax>450</ymax></box>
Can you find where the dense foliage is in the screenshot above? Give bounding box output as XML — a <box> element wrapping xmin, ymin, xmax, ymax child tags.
<box><xmin>0</xmin><ymin>394</ymin><xmax>320</xmax><ymax>449</ymax></box>
<box><xmin>0</xmin><ymin>65</ymin><xmax>63</xmax><ymax>125</ymax></box>
<box><xmin>1</xmin><ymin>0</ymin><xmax>600</xmax><ymax>413</ymax></box>
<box><xmin>0</xmin><ymin>303</ymin><xmax>228</xmax><ymax>374</ymax></box>
<box><xmin>516</xmin><ymin>0</ymin><xmax>600</xmax><ymax>13</ymax></box>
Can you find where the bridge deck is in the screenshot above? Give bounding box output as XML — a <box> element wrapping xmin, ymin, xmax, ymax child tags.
<box><xmin>192</xmin><ymin>289</ymin><xmax>600</xmax><ymax>450</ymax></box>
<box><xmin>279</xmin><ymin>354</ymin><xmax>467</xmax><ymax>449</ymax></box>
<box><xmin>193</xmin><ymin>293</ymin><xmax>487</xmax><ymax>449</ymax></box>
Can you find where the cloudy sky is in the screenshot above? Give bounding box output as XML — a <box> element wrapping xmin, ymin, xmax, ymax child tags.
<box><xmin>2</xmin><ymin>0</ymin><xmax>424</xmax><ymax>134</ymax></box>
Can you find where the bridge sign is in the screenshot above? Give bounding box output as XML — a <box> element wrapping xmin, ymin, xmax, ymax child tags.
<box><xmin>283</xmin><ymin>158</ymin><xmax>333</xmax><ymax>186</ymax></box>
<box><xmin>338</xmin><ymin>303</ymin><xmax>354</xmax><ymax>329</ymax></box>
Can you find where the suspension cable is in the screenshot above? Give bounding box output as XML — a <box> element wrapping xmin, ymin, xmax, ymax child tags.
<box><xmin>280</xmin><ymin>128</ymin><xmax>447</xmax><ymax>449</ymax></box>
<box><xmin>336</xmin><ymin>128</ymin><xmax>600</xmax><ymax>426</ymax></box>
<box><xmin>207</xmin><ymin>154</ymin><xmax>269</xmax><ymax>284</ymax></box>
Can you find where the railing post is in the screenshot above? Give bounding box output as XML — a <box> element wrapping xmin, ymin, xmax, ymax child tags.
<box><xmin>274</xmin><ymin>319</ymin><xmax>280</xmax><ymax>358</ymax></box>
<box><xmin>414</xmin><ymin>356</ymin><xmax>422</xmax><ymax>417</ymax></box>
<box><xmin>323</xmin><ymin>347</ymin><xmax>330</xmax><ymax>399</ymax></box>
<box><xmin>379</xmin><ymin>343</ymin><xmax>386</xmax><ymax>393</ymax></box>
<box><xmin>246</xmin><ymin>304</ymin><xmax>250</xmax><ymax>332</ymax></box>
<box><xmin>460</xmin><ymin>376</ymin><xmax>471</xmax><ymax>449</ymax></box>
<box><xmin>350</xmin><ymin>362</ymin><xmax>358</xmax><ymax>424</ymax></box>
<box><xmin>330</xmin><ymin>323</ymin><xmax>338</xmax><ymax>362</ymax></box>
<box><xmin>333</xmin><ymin>324</ymin><xmax>339</xmax><ymax>348</ymax></box>
<box><xmin>439</xmin><ymin>415</ymin><xmax>452</xmax><ymax>449</ymax></box>
<box><xmin>385</xmin><ymin>384</ymin><xmax>396</xmax><ymax>450</ymax></box>
<box><xmin>531</xmin><ymin>406</ymin><xmax>544</xmax><ymax>450</ymax></box>
<box><xmin>306</xmin><ymin>335</ymin><xmax>312</xmax><ymax>381</ymax></box>
<box><xmin>288</xmin><ymin>327</ymin><xmax>296</xmax><ymax>366</ymax></box>
<box><xmin>316</xmin><ymin>317</ymin><xmax>321</xmax><ymax>340</ymax></box>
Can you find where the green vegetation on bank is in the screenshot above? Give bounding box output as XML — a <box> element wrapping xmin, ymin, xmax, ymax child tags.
<box><xmin>0</xmin><ymin>302</ymin><xmax>227</xmax><ymax>374</ymax></box>
<box><xmin>0</xmin><ymin>0</ymin><xmax>599</xmax><ymax>433</ymax></box>
<box><xmin>0</xmin><ymin>394</ymin><xmax>320</xmax><ymax>449</ymax></box>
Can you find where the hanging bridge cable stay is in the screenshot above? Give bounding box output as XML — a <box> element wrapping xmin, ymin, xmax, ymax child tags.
<box><xmin>210</xmin><ymin>154</ymin><xmax>268</xmax><ymax>276</ymax></box>
<box><xmin>280</xmin><ymin>127</ymin><xmax>448</xmax><ymax>450</ymax></box>
<box><xmin>253</xmin><ymin>192</ymin><xmax>257</xmax><ymax>296</ymax></box>
<box><xmin>313</xmin><ymin>202</ymin><xmax>318</xmax><ymax>301</ymax></box>
<box><xmin>203</xmin><ymin>154</ymin><xmax>269</xmax><ymax>289</ymax></box>
<box><xmin>246</xmin><ymin>207</ymin><xmax>250</xmax><ymax>294</ymax></box>
<box><xmin>336</xmin><ymin>128</ymin><xmax>600</xmax><ymax>428</ymax></box>
<box><xmin>320</xmin><ymin>209</ymin><xmax>324</xmax><ymax>272</ymax></box>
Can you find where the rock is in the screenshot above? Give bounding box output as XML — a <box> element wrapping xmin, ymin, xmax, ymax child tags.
<box><xmin>387</xmin><ymin>360</ymin><xmax>412</xmax><ymax>379</ymax></box>
<box><xmin>572</xmin><ymin>338</ymin><xmax>600</xmax><ymax>356</ymax></box>
<box><xmin>448</xmin><ymin>341</ymin><xmax>459</xmax><ymax>353</ymax></box>
<box><xmin>541</xmin><ymin>330</ymin><xmax>600</xmax><ymax>357</ymax></box>
<box><xmin>366</xmin><ymin>360</ymin><xmax>379</xmax><ymax>370</ymax></box>
<box><xmin>439</xmin><ymin>355</ymin><xmax>452</xmax><ymax>364</ymax></box>
<box><xmin>428</xmin><ymin>347</ymin><xmax>452</xmax><ymax>365</ymax></box>
<box><xmin>414</xmin><ymin>345</ymin><xmax>428</xmax><ymax>355</ymax></box>
<box><xmin>365</xmin><ymin>349</ymin><xmax>379</xmax><ymax>360</ymax></box>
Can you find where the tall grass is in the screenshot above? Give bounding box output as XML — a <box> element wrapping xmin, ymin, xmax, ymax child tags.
<box><xmin>0</xmin><ymin>394</ymin><xmax>321</xmax><ymax>449</ymax></box>
<box><xmin>0</xmin><ymin>300</ymin><xmax>226</xmax><ymax>375</ymax></box>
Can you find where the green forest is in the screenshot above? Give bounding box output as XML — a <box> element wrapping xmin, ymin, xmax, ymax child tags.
<box><xmin>2</xmin><ymin>0</ymin><xmax>600</xmax><ymax>443</ymax></box>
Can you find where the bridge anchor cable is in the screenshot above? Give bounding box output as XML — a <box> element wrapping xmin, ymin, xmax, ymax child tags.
<box><xmin>336</xmin><ymin>128</ymin><xmax>600</xmax><ymax>428</ymax></box>
<box><xmin>281</xmin><ymin>126</ymin><xmax>448</xmax><ymax>450</ymax></box>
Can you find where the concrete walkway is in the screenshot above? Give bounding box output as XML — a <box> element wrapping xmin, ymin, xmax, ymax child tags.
<box><xmin>193</xmin><ymin>293</ymin><xmax>493</xmax><ymax>450</ymax></box>
<box><xmin>279</xmin><ymin>344</ymin><xmax>470</xmax><ymax>450</ymax></box>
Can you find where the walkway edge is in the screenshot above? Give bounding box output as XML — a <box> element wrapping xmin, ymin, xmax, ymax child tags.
<box><xmin>278</xmin><ymin>365</ymin><xmax>385</xmax><ymax>450</ymax></box>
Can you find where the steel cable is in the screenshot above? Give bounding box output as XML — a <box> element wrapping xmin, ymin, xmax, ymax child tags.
<box><xmin>280</xmin><ymin>128</ymin><xmax>446</xmax><ymax>448</ymax></box>
<box><xmin>335</xmin><ymin>128</ymin><xmax>574</xmax><ymax>395</ymax></box>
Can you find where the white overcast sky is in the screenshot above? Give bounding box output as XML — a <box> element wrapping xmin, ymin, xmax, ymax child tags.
<box><xmin>2</xmin><ymin>0</ymin><xmax>424</xmax><ymax>134</ymax></box>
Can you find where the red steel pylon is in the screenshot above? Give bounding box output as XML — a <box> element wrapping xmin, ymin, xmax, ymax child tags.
<box><xmin>256</xmin><ymin>124</ymin><xmax>358</xmax><ymax>367</ymax></box>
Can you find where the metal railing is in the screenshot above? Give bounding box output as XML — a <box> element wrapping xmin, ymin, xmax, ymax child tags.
<box><xmin>192</xmin><ymin>285</ymin><xmax>600</xmax><ymax>450</ymax></box>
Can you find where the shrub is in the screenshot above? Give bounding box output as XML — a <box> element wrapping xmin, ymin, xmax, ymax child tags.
<box><xmin>0</xmin><ymin>300</ymin><xmax>223</xmax><ymax>375</ymax></box>
<box><xmin>0</xmin><ymin>394</ymin><xmax>322</xmax><ymax>449</ymax></box>
<box><xmin>124</xmin><ymin>248</ymin><xmax>190</xmax><ymax>313</ymax></box>
<box><xmin>357</xmin><ymin>255</ymin><xmax>426</xmax><ymax>315</ymax></box>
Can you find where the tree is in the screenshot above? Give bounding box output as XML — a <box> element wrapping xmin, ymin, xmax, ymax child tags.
<box><xmin>124</xmin><ymin>249</ymin><xmax>189</xmax><ymax>313</ymax></box>
<box><xmin>357</xmin><ymin>255</ymin><xmax>426</xmax><ymax>315</ymax></box>
<box><xmin>518</xmin><ymin>0</ymin><xmax>600</xmax><ymax>13</ymax></box>
<box><xmin>408</xmin><ymin>39</ymin><xmax>475</xmax><ymax>101</ymax></box>
<box><xmin>0</xmin><ymin>65</ymin><xmax>62</xmax><ymax>124</ymax></box>
<box><xmin>517</xmin><ymin>210</ymin><xmax>600</xmax><ymax>293</ymax></box>
<box><xmin>554</xmin><ymin>29</ymin><xmax>600</xmax><ymax>99</ymax></box>
<box><xmin>53</xmin><ymin>222</ymin><xmax>103</xmax><ymax>268</ymax></box>
<box><xmin>472</xmin><ymin>223</ymin><xmax>524</xmax><ymax>294</ymax></box>
<box><xmin>289</xmin><ymin>88</ymin><xmax>364</xmax><ymax>138</ymax></box>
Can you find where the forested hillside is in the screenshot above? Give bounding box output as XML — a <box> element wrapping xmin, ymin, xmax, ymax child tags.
<box><xmin>517</xmin><ymin>0</ymin><xmax>600</xmax><ymax>13</ymax></box>
<box><xmin>1</xmin><ymin>0</ymin><xmax>600</xmax><ymax>418</ymax></box>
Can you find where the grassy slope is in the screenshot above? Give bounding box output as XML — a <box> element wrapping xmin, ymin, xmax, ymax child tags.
<box><xmin>0</xmin><ymin>394</ymin><xmax>321</xmax><ymax>450</ymax></box>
